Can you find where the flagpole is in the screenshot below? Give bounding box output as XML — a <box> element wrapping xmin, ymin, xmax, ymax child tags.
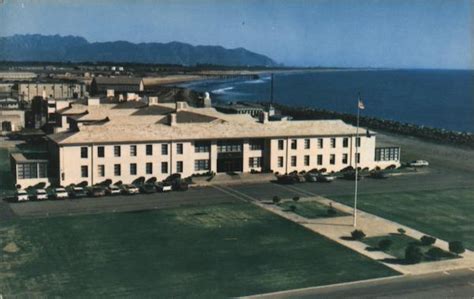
<box><xmin>353</xmin><ymin>94</ymin><xmax>361</xmax><ymax>227</ymax></box>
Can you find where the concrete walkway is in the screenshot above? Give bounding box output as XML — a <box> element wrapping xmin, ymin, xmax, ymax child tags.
<box><xmin>215</xmin><ymin>184</ymin><xmax>474</xmax><ymax>275</ymax></box>
<box><xmin>192</xmin><ymin>173</ymin><xmax>275</xmax><ymax>187</ymax></box>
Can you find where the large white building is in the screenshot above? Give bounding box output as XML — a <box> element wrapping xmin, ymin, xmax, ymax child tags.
<box><xmin>12</xmin><ymin>98</ymin><xmax>400</xmax><ymax>187</ymax></box>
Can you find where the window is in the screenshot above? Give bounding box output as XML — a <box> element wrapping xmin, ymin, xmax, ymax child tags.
<box><xmin>343</xmin><ymin>138</ymin><xmax>349</xmax><ymax>148</ymax></box>
<box><xmin>278</xmin><ymin>140</ymin><xmax>284</xmax><ymax>150</ymax></box>
<box><xmin>161</xmin><ymin>162</ymin><xmax>168</xmax><ymax>174</ymax></box>
<box><xmin>130</xmin><ymin>145</ymin><xmax>137</xmax><ymax>156</ymax></box>
<box><xmin>217</xmin><ymin>140</ymin><xmax>242</xmax><ymax>153</ymax></box>
<box><xmin>97</xmin><ymin>146</ymin><xmax>105</xmax><ymax>158</ymax></box>
<box><xmin>291</xmin><ymin>156</ymin><xmax>297</xmax><ymax>167</ymax></box>
<box><xmin>249</xmin><ymin>139</ymin><xmax>263</xmax><ymax>151</ymax></box>
<box><xmin>194</xmin><ymin>159</ymin><xmax>210</xmax><ymax>171</ymax></box>
<box><xmin>114</xmin><ymin>145</ymin><xmax>121</xmax><ymax>157</ymax></box>
<box><xmin>356</xmin><ymin>153</ymin><xmax>361</xmax><ymax>163</ymax></box>
<box><xmin>98</xmin><ymin>164</ymin><xmax>105</xmax><ymax>177</ymax></box>
<box><xmin>130</xmin><ymin>163</ymin><xmax>137</xmax><ymax>175</ymax></box>
<box><xmin>342</xmin><ymin>154</ymin><xmax>348</xmax><ymax>164</ymax></box>
<box><xmin>330</xmin><ymin>138</ymin><xmax>336</xmax><ymax>148</ymax></box>
<box><xmin>356</xmin><ymin>137</ymin><xmax>361</xmax><ymax>147</ymax></box>
<box><xmin>278</xmin><ymin>156</ymin><xmax>284</xmax><ymax>167</ymax></box>
<box><xmin>304</xmin><ymin>139</ymin><xmax>310</xmax><ymax>149</ymax></box>
<box><xmin>17</xmin><ymin>163</ymin><xmax>37</xmax><ymax>179</ymax></box>
<box><xmin>330</xmin><ymin>154</ymin><xmax>336</xmax><ymax>165</ymax></box>
<box><xmin>80</xmin><ymin>147</ymin><xmax>88</xmax><ymax>158</ymax></box>
<box><xmin>38</xmin><ymin>163</ymin><xmax>47</xmax><ymax>178</ymax></box>
<box><xmin>317</xmin><ymin>155</ymin><xmax>323</xmax><ymax>166</ymax></box>
<box><xmin>161</xmin><ymin>144</ymin><xmax>168</xmax><ymax>155</ymax></box>
<box><xmin>195</xmin><ymin>141</ymin><xmax>210</xmax><ymax>153</ymax></box>
<box><xmin>317</xmin><ymin>138</ymin><xmax>323</xmax><ymax>149</ymax></box>
<box><xmin>304</xmin><ymin>155</ymin><xmax>310</xmax><ymax>166</ymax></box>
<box><xmin>146</xmin><ymin>162</ymin><xmax>153</xmax><ymax>174</ymax></box>
<box><xmin>176</xmin><ymin>161</ymin><xmax>183</xmax><ymax>173</ymax></box>
<box><xmin>81</xmin><ymin>165</ymin><xmax>88</xmax><ymax>178</ymax></box>
<box><xmin>177</xmin><ymin>143</ymin><xmax>183</xmax><ymax>154</ymax></box>
<box><xmin>249</xmin><ymin>157</ymin><xmax>262</xmax><ymax>168</ymax></box>
<box><xmin>114</xmin><ymin>164</ymin><xmax>121</xmax><ymax>176</ymax></box>
<box><xmin>146</xmin><ymin>144</ymin><xmax>153</xmax><ymax>156</ymax></box>
<box><xmin>291</xmin><ymin>139</ymin><xmax>297</xmax><ymax>150</ymax></box>
<box><xmin>375</xmin><ymin>147</ymin><xmax>400</xmax><ymax>161</ymax></box>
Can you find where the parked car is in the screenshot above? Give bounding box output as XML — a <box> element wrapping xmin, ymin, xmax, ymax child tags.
<box><xmin>87</xmin><ymin>186</ymin><xmax>107</xmax><ymax>197</ymax></box>
<box><xmin>52</xmin><ymin>188</ymin><xmax>69</xmax><ymax>200</ymax></box>
<box><xmin>139</xmin><ymin>183</ymin><xmax>157</xmax><ymax>194</ymax></box>
<box><xmin>173</xmin><ymin>180</ymin><xmax>189</xmax><ymax>191</ymax></box>
<box><xmin>121</xmin><ymin>184</ymin><xmax>140</xmax><ymax>195</ymax></box>
<box><xmin>369</xmin><ymin>170</ymin><xmax>389</xmax><ymax>179</ymax></box>
<box><xmin>156</xmin><ymin>182</ymin><xmax>173</xmax><ymax>192</ymax></box>
<box><xmin>67</xmin><ymin>186</ymin><xmax>88</xmax><ymax>198</ymax></box>
<box><xmin>304</xmin><ymin>172</ymin><xmax>318</xmax><ymax>182</ymax></box>
<box><xmin>316</xmin><ymin>174</ymin><xmax>336</xmax><ymax>182</ymax></box>
<box><xmin>15</xmin><ymin>190</ymin><xmax>29</xmax><ymax>202</ymax></box>
<box><xmin>106</xmin><ymin>184</ymin><xmax>121</xmax><ymax>196</ymax></box>
<box><xmin>276</xmin><ymin>174</ymin><xmax>297</xmax><ymax>185</ymax></box>
<box><xmin>409</xmin><ymin>160</ymin><xmax>429</xmax><ymax>167</ymax></box>
<box><xmin>33</xmin><ymin>189</ymin><xmax>48</xmax><ymax>201</ymax></box>
<box><xmin>342</xmin><ymin>171</ymin><xmax>363</xmax><ymax>181</ymax></box>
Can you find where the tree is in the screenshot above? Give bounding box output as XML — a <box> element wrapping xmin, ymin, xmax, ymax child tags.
<box><xmin>378</xmin><ymin>239</ymin><xmax>393</xmax><ymax>251</ymax></box>
<box><xmin>420</xmin><ymin>235</ymin><xmax>436</xmax><ymax>246</ymax></box>
<box><xmin>397</xmin><ymin>228</ymin><xmax>406</xmax><ymax>235</ymax></box>
<box><xmin>289</xmin><ymin>205</ymin><xmax>297</xmax><ymax>212</ymax></box>
<box><xmin>292</xmin><ymin>196</ymin><xmax>300</xmax><ymax>202</ymax></box>
<box><xmin>425</xmin><ymin>247</ymin><xmax>445</xmax><ymax>261</ymax></box>
<box><xmin>351</xmin><ymin>229</ymin><xmax>366</xmax><ymax>240</ymax></box>
<box><xmin>449</xmin><ymin>241</ymin><xmax>465</xmax><ymax>255</ymax></box>
<box><xmin>405</xmin><ymin>245</ymin><xmax>423</xmax><ymax>264</ymax></box>
<box><xmin>272</xmin><ymin>196</ymin><xmax>281</xmax><ymax>204</ymax></box>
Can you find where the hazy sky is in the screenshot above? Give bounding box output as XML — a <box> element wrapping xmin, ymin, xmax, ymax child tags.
<box><xmin>0</xmin><ymin>0</ymin><xmax>472</xmax><ymax>69</ymax></box>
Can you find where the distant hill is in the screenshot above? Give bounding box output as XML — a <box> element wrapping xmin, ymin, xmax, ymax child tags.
<box><xmin>0</xmin><ymin>34</ymin><xmax>277</xmax><ymax>67</ymax></box>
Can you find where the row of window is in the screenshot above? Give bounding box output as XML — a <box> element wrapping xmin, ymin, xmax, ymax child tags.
<box><xmin>375</xmin><ymin>147</ymin><xmax>400</xmax><ymax>162</ymax></box>
<box><xmin>17</xmin><ymin>163</ymin><xmax>48</xmax><ymax>180</ymax></box>
<box><xmin>277</xmin><ymin>137</ymin><xmax>361</xmax><ymax>151</ymax></box>
<box><xmin>277</xmin><ymin>153</ymin><xmax>361</xmax><ymax>167</ymax></box>
<box><xmin>80</xmin><ymin>159</ymin><xmax>212</xmax><ymax>178</ymax></box>
<box><xmin>81</xmin><ymin>144</ymin><xmax>183</xmax><ymax>159</ymax></box>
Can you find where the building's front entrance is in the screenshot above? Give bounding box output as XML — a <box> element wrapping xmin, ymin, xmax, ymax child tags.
<box><xmin>216</xmin><ymin>140</ymin><xmax>243</xmax><ymax>173</ymax></box>
<box><xmin>1</xmin><ymin>121</ymin><xmax>12</xmax><ymax>132</ymax></box>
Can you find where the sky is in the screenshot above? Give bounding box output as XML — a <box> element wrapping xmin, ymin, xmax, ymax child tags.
<box><xmin>0</xmin><ymin>0</ymin><xmax>472</xmax><ymax>69</ymax></box>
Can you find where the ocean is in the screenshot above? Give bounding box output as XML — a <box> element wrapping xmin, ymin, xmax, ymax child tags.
<box><xmin>181</xmin><ymin>69</ymin><xmax>474</xmax><ymax>133</ymax></box>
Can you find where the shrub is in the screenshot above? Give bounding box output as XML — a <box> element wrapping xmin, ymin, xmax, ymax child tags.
<box><xmin>397</xmin><ymin>228</ymin><xmax>406</xmax><ymax>235</ymax></box>
<box><xmin>378</xmin><ymin>239</ymin><xmax>393</xmax><ymax>251</ymax></box>
<box><xmin>405</xmin><ymin>245</ymin><xmax>423</xmax><ymax>264</ymax></box>
<box><xmin>449</xmin><ymin>241</ymin><xmax>465</xmax><ymax>255</ymax></box>
<box><xmin>425</xmin><ymin>247</ymin><xmax>445</xmax><ymax>260</ymax></box>
<box><xmin>327</xmin><ymin>207</ymin><xmax>337</xmax><ymax>216</ymax></box>
<box><xmin>289</xmin><ymin>205</ymin><xmax>297</xmax><ymax>212</ymax></box>
<box><xmin>272</xmin><ymin>196</ymin><xmax>281</xmax><ymax>204</ymax></box>
<box><xmin>292</xmin><ymin>196</ymin><xmax>300</xmax><ymax>202</ymax></box>
<box><xmin>420</xmin><ymin>235</ymin><xmax>436</xmax><ymax>246</ymax></box>
<box><xmin>351</xmin><ymin>229</ymin><xmax>366</xmax><ymax>240</ymax></box>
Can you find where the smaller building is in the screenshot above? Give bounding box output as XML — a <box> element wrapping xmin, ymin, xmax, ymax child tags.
<box><xmin>0</xmin><ymin>110</ymin><xmax>25</xmax><ymax>134</ymax></box>
<box><xmin>10</xmin><ymin>152</ymin><xmax>50</xmax><ymax>188</ymax></box>
<box><xmin>15</xmin><ymin>81</ymin><xmax>87</xmax><ymax>101</ymax></box>
<box><xmin>0</xmin><ymin>72</ymin><xmax>37</xmax><ymax>81</ymax></box>
<box><xmin>90</xmin><ymin>77</ymin><xmax>144</xmax><ymax>95</ymax></box>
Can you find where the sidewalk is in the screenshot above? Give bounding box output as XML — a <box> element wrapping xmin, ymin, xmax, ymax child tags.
<box><xmin>252</xmin><ymin>196</ymin><xmax>474</xmax><ymax>275</ymax></box>
<box><xmin>191</xmin><ymin>172</ymin><xmax>275</xmax><ymax>187</ymax></box>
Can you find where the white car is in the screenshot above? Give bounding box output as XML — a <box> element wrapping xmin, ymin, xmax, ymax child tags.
<box><xmin>409</xmin><ymin>160</ymin><xmax>429</xmax><ymax>167</ymax></box>
<box><xmin>156</xmin><ymin>183</ymin><xmax>173</xmax><ymax>192</ymax></box>
<box><xmin>15</xmin><ymin>190</ymin><xmax>29</xmax><ymax>202</ymax></box>
<box><xmin>120</xmin><ymin>184</ymin><xmax>140</xmax><ymax>195</ymax></box>
<box><xmin>34</xmin><ymin>189</ymin><xmax>48</xmax><ymax>201</ymax></box>
<box><xmin>106</xmin><ymin>185</ymin><xmax>122</xmax><ymax>195</ymax></box>
<box><xmin>53</xmin><ymin>188</ymin><xmax>69</xmax><ymax>200</ymax></box>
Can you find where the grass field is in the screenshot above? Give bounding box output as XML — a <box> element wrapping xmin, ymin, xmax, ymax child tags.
<box><xmin>280</xmin><ymin>201</ymin><xmax>348</xmax><ymax>219</ymax></box>
<box><xmin>330</xmin><ymin>188</ymin><xmax>474</xmax><ymax>250</ymax></box>
<box><xmin>0</xmin><ymin>202</ymin><xmax>397</xmax><ymax>297</ymax></box>
<box><xmin>363</xmin><ymin>234</ymin><xmax>456</xmax><ymax>262</ymax></box>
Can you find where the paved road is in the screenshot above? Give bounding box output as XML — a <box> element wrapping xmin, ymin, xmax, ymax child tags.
<box><xmin>248</xmin><ymin>268</ymin><xmax>474</xmax><ymax>299</ymax></box>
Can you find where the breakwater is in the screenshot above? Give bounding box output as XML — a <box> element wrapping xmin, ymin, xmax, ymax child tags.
<box><xmin>274</xmin><ymin>104</ymin><xmax>474</xmax><ymax>149</ymax></box>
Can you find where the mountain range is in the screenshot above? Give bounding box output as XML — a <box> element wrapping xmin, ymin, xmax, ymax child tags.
<box><xmin>0</xmin><ymin>34</ymin><xmax>277</xmax><ymax>67</ymax></box>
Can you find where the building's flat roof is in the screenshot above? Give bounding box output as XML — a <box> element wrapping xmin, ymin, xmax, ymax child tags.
<box><xmin>48</xmin><ymin>101</ymin><xmax>372</xmax><ymax>145</ymax></box>
<box><xmin>11</xmin><ymin>152</ymin><xmax>49</xmax><ymax>163</ymax></box>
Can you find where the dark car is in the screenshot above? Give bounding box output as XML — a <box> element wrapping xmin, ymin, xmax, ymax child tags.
<box><xmin>172</xmin><ymin>180</ymin><xmax>189</xmax><ymax>191</ymax></box>
<box><xmin>369</xmin><ymin>170</ymin><xmax>389</xmax><ymax>179</ymax></box>
<box><xmin>305</xmin><ymin>172</ymin><xmax>318</xmax><ymax>182</ymax></box>
<box><xmin>67</xmin><ymin>186</ymin><xmax>88</xmax><ymax>198</ymax></box>
<box><xmin>342</xmin><ymin>171</ymin><xmax>364</xmax><ymax>181</ymax></box>
<box><xmin>87</xmin><ymin>186</ymin><xmax>107</xmax><ymax>197</ymax></box>
<box><xmin>276</xmin><ymin>174</ymin><xmax>297</xmax><ymax>185</ymax></box>
<box><xmin>316</xmin><ymin>174</ymin><xmax>336</xmax><ymax>182</ymax></box>
<box><xmin>139</xmin><ymin>183</ymin><xmax>157</xmax><ymax>194</ymax></box>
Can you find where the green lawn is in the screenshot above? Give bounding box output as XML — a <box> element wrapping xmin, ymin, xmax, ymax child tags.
<box><xmin>280</xmin><ymin>201</ymin><xmax>348</xmax><ymax>219</ymax></box>
<box><xmin>329</xmin><ymin>188</ymin><xmax>474</xmax><ymax>250</ymax></box>
<box><xmin>363</xmin><ymin>234</ymin><xmax>456</xmax><ymax>262</ymax></box>
<box><xmin>0</xmin><ymin>202</ymin><xmax>397</xmax><ymax>297</ymax></box>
